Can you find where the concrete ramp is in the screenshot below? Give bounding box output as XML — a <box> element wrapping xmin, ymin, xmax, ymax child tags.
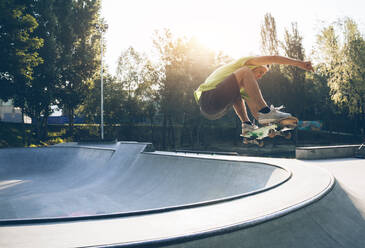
<box><xmin>0</xmin><ymin>142</ymin><xmax>289</xmax><ymax>222</ymax></box>
<box><xmin>0</xmin><ymin>142</ymin><xmax>365</xmax><ymax>248</ymax></box>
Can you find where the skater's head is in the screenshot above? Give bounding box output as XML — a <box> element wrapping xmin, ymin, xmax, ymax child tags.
<box><xmin>252</xmin><ymin>65</ymin><xmax>269</xmax><ymax>79</ymax></box>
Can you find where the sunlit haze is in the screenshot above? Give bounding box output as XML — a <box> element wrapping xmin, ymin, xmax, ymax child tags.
<box><xmin>101</xmin><ymin>0</ymin><xmax>365</xmax><ymax>74</ymax></box>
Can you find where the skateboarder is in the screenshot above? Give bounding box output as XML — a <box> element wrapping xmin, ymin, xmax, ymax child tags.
<box><xmin>194</xmin><ymin>55</ymin><xmax>313</xmax><ymax>134</ymax></box>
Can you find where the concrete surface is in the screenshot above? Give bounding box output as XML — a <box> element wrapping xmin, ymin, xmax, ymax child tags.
<box><xmin>0</xmin><ymin>142</ymin><xmax>364</xmax><ymax>247</ymax></box>
<box><xmin>0</xmin><ymin>143</ymin><xmax>289</xmax><ymax>221</ymax></box>
<box><xmin>296</xmin><ymin>144</ymin><xmax>361</xmax><ymax>160</ymax></box>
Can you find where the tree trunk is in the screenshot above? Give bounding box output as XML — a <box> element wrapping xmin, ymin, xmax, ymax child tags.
<box><xmin>31</xmin><ymin>111</ymin><xmax>41</xmax><ymax>144</ymax></box>
<box><xmin>21</xmin><ymin>107</ymin><xmax>27</xmax><ymax>146</ymax></box>
<box><xmin>36</xmin><ymin>114</ymin><xmax>42</xmax><ymax>143</ymax></box>
<box><xmin>68</xmin><ymin>107</ymin><xmax>74</xmax><ymax>138</ymax></box>
<box><xmin>195</xmin><ymin>120</ymin><xmax>201</xmax><ymax>148</ymax></box>
<box><xmin>168</xmin><ymin>116</ymin><xmax>175</xmax><ymax>149</ymax></box>
<box><xmin>180</xmin><ymin>112</ymin><xmax>187</xmax><ymax>147</ymax></box>
<box><xmin>41</xmin><ymin>110</ymin><xmax>50</xmax><ymax>141</ymax></box>
<box><xmin>162</xmin><ymin>112</ymin><xmax>167</xmax><ymax>149</ymax></box>
<box><xmin>147</xmin><ymin>110</ymin><xmax>155</xmax><ymax>144</ymax></box>
<box><xmin>150</xmin><ymin>118</ymin><xmax>154</xmax><ymax>144</ymax></box>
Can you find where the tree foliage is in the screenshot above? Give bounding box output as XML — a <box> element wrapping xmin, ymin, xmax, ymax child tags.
<box><xmin>115</xmin><ymin>46</ymin><xmax>161</xmax><ymax>125</ymax></box>
<box><xmin>315</xmin><ymin>18</ymin><xmax>365</xmax><ymax>118</ymax></box>
<box><xmin>81</xmin><ymin>16</ymin><xmax>365</xmax><ymax>147</ymax></box>
<box><xmin>1</xmin><ymin>0</ymin><xmax>103</xmax><ymax>141</ymax></box>
<box><xmin>152</xmin><ymin>29</ymin><xmax>225</xmax><ymax>148</ymax></box>
<box><xmin>2</xmin><ymin>7</ymin><xmax>364</xmax><ymax>147</ymax></box>
<box><xmin>0</xmin><ymin>0</ymin><xmax>44</xmax><ymax>102</ymax></box>
<box><xmin>281</xmin><ymin>22</ymin><xmax>306</xmax><ymax>82</ymax></box>
<box><xmin>260</xmin><ymin>13</ymin><xmax>279</xmax><ymax>56</ymax></box>
<box><xmin>55</xmin><ymin>0</ymin><xmax>102</xmax><ymax>134</ymax></box>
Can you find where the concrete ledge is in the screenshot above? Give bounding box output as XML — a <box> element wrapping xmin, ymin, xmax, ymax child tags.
<box><xmin>296</xmin><ymin>144</ymin><xmax>361</xmax><ymax>160</ymax></box>
<box><xmin>174</xmin><ymin>149</ymin><xmax>238</xmax><ymax>156</ymax></box>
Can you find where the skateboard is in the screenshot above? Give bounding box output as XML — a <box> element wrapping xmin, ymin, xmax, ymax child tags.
<box><xmin>240</xmin><ymin>117</ymin><xmax>298</xmax><ymax>147</ymax></box>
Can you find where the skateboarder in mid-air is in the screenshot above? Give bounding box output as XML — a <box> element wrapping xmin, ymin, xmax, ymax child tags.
<box><xmin>194</xmin><ymin>55</ymin><xmax>314</xmax><ymax>134</ymax></box>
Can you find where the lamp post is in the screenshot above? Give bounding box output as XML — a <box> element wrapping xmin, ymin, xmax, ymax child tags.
<box><xmin>98</xmin><ymin>23</ymin><xmax>108</xmax><ymax>140</ymax></box>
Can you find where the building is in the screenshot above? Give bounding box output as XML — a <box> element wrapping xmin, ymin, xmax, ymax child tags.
<box><xmin>0</xmin><ymin>100</ymin><xmax>31</xmax><ymax>123</ymax></box>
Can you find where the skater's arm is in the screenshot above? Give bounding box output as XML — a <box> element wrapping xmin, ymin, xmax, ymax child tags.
<box><xmin>246</xmin><ymin>56</ymin><xmax>313</xmax><ymax>71</ymax></box>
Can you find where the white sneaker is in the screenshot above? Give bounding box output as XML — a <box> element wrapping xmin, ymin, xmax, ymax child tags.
<box><xmin>258</xmin><ymin>105</ymin><xmax>292</xmax><ymax>125</ymax></box>
<box><xmin>242</xmin><ymin>122</ymin><xmax>259</xmax><ymax>134</ymax></box>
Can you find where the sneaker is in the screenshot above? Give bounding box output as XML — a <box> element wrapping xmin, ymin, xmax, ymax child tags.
<box><xmin>258</xmin><ymin>105</ymin><xmax>292</xmax><ymax>125</ymax></box>
<box><xmin>242</xmin><ymin>122</ymin><xmax>259</xmax><ymax>134</ymax></box>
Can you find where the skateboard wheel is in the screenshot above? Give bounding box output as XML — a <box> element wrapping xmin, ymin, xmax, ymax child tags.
<box><xmin>268</xmin><ymin>129</ymin><xmax>276</xmax><ymax>138</ymax></box>
<box><xmin>280</xmin><ymin>117</ymin><xmax>298</xmax><ymax>127</ymax></box>
<box><xmin>284</xmin><ymin>132</ymin><xmax>292</xmax><ymax>139</ymax></box>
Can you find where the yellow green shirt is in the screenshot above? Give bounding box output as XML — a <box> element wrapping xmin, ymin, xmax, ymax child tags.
<box><xmin>194</xmin><ymin>56</ymin><xmax>260</xmax><ymax>103</ymax></box>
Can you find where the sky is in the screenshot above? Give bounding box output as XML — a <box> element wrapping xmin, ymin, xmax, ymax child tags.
<box><xmin>101</xmin><ymin>0</ymin><xmax>365</xmax><ymax>75</ymax></box>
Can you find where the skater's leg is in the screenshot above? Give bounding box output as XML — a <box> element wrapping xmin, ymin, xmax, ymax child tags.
<box><xmin>233</xmin><ymin>67</ymin><xmax>267</xmax><ymax>120</ymax></box>
<box><xmin>233</xmin><ymin>97</ymin><xmax>259</xmax><ymax>133</ymax></box>
<box><xmin>233</xmin><ymin>98</ymin><xmax>250</xmax><ymax>123</ymax></box>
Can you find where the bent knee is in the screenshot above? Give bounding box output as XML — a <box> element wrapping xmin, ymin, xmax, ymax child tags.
<box><xmin>233</xmin><ymin>66</ymin><xmax>255</xmax><ymax>82</ymax></box>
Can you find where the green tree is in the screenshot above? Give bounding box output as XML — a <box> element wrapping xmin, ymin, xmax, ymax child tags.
<box><xmin>0</xmin><ymin>0</ymin><xmax>43</xmax><ymax>110</ymax></box>
<box><xmin>282</xmin><ymin>22</ymin><xmax>306</xmax><ymax>82</ymax></box>
<box><xmin>76</xmin><ymin>73</ymin><xmax>127</xmax><ymax>124</ymax></box>
<box><xmin>0</xmin><ymin>0</ymin><xmax>44</xmax><ymax>144</ymax></box>
<box><xmin>260</xmin><ymin>13</ymin><xmax>279</xmax><ymax>56</ymax></box>
<box><xmin>306</xmin><ymin>68</ymin><xmax>337</xmax><ymax>120</ymax></box>
<box><xmin>153</xmin><ymin>30</ymin><xmax>232</xmax><ymax>148</ymax></box>
<box><xmin>55</xmin><ymin>0</ymin><xmax>102</xmax><ymax>135</ymax></box>
<box><xmin>21</xmin><ymin>0</ymin><xmax>60</xmax><ymax>141</ymax></box>
<box><xmin>259</xmin><ymin>14</ymin><xmax>291</xmax><ymax>117</ymax></box>
<box><xmin>178</xmin><ymin>37</ymin><xmax>220</xmax><ymax>147</ymax></box>
<box><xmin>315</xmin><ymin>18</ymin><xmax>365</xmax><ymax>130</ymax></box>
<box><xmin>152</xmin><ymin>29</ymin><xmax>186</xmax><ymax>148</ymax></box>
<box><xmin>281</xmin><ymin>22</ymin><xmax>311</xmax><ymax>119</ymax></box>
<box><xmin>116</xmin><ymin>46</ymin><xmax>161</xmax><ymax>126</ymax></box>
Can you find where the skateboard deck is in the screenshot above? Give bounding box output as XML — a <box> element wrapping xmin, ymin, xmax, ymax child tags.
<box><xmin>241</xmin><ymin>117</ymin><xmax>298</xmax><ymax>147</ymax></box>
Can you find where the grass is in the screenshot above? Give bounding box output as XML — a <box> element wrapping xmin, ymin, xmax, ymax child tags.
<box><xmin>0</xmin><ymin>122</ymin><xmax>70</xmax><ymax>148</ymax></box>
<box><xmin>0</xmin><ymin>123</ymin><xmax>25</xmax><ymax>147</ymax></box>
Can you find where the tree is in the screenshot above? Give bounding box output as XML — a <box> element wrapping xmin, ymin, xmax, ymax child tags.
<box><xmin>152</xmin><ymin>29</ymin><xmax>187</xmax><ymax>148</ymax></box>
<box><xmin>282</xmin><ymin>22</ymin><xmax>306</xmax><ymax>82</ymax></box>
<box><xmin>259</xmin><ymin>14</ymin><xmax>292</xmax><ymax>116</ymax></box>
<box><xmin>152</xmin><ymin>29</ymin><xmax>234</xmax><ymax>148</ymax></box>
<box><xmin>21</xmin><ymin>0</ymin><xmax>60</xmax><ymax>141</ymax></box>
<box><xmin>260</xmin><ymin>13</ymin><xmax>279</xmax><ymax>56</ymax></box>
<box><xmin>0</xmin><ymin>0</ymin><xmax>43</xmax><ymax>108</ymax></box>
<box><xmin>55</xmin><ymin>0</ymin><xmax>102</xmax><ymax>135</ymax></box>
<box><xmin>76</xmin><ymin>73</ymin><xmax>127</xmax><ymax>123</ymax></box>
<box><xmin>178</xmin><ymin>37</ymin><xmax>221</xmax><ymax>147</ymax></box>
<box><xmin>0</xmin><ymin>0</ymin><xmax>45</xmax><ymax>144</ymax></box>
<box><xmin>337</xmin><ymin>19</ymin><xmax>365</xmax><ymax>119</ymax></box>
<box><xmin>116</xmin><ymin>46</ymin><xmax>161</xmax><ymax>126</ymax></box>
<box><xmin>280</xmin><ymin>22</ymin><xmax>311</xmax><ymax>119</ymax></box>
<box><xmin>315</xmin><ymin>18</ymin><xmax>365</xmax><ymax>127</ymax></box>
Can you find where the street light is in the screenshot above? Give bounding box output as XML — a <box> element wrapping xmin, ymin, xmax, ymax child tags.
<box><xmin>97</xmin><ymin>23</ymin><xmax>108</xmax><ymax>140</ymax></box>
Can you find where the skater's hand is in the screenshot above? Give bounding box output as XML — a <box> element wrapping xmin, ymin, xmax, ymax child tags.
<box><xmin>299</xmin><ymin>61</ymin><xmax>314</xmax><ymax>71</ymax></box>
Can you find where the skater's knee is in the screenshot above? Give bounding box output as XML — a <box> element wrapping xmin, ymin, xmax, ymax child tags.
<box><xmin>234</xmin><ymin>67</ymin><xmax>252</xmax><ymax>80</ymax></box>
<box><xmin>233</xmin><ymin>67</ymin><xmax>256</xmax><ymax>87</ymax></box>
